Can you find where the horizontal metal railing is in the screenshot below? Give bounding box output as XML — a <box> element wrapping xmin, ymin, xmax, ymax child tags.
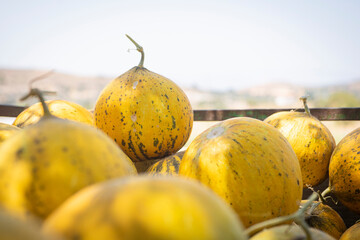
<box><xmin>1</xmin><ymin>104</ymin><xmax>359</xmax><ymax>121</ymax></box>
<box><xmin>194</xmin><ymin>107</ymin><xmax>360</xmax><ymax>121</ymax></box>
<box><xmin>0</xmin><ymin>105</ymin><xmax>25</xmax><ymax>118</ymax></box>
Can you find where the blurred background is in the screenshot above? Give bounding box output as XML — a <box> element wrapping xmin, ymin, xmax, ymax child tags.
<box><xmin>1</xmin><ymin>0</ymin><xmax>360</xmax><ymax>143</ymax></box>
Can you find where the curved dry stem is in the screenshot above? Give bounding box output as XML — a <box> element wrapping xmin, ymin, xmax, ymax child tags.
<box><xmin>316</xmin><ymin>190</ymin><xmax>327</xmax><ymax>203</ymax></box>
<box><xmin>245</xmin><ymin>192</ymin><xmax>318</xmax><ymax>240</ymax></box>
<box><xmin>28</xmin><ymin>70</ymin><xmax>54</xmax><ymax>89</ymax></box>
<box><xmin>320</xmin><ymin>186</ymin><xmax>339</xmax><ymax>205</ymax></box>
<box><xmin>321</xmin><ymin>187</ymin><xmax>331</xmax><ymax>199</ymax></box>
<box><xmin>126</xmin><ymin>34</ymin><xmax>144</xmax><ymax>67</ymax></box>
<box><xmin>297</xmin><ymin>218</ymin><xmax>313</xmax><ymax>240</ymax></box>
<box><xmin>244</xmin><ymin>214</ymin><xmax>295</xmax><ymax>237</ymax></box>
<box><xmin>19</xmin><ymin>71</ymin><xmax>57</xmax><ymax>117</ymax></box>
<box><xmin>300</xmin><ymin>96</ymin><xmax>311</xmax><ymax>115</ymax></box>
<box><xmin>20</xmin><ymin>88</ymin><xmax>52</xmax><ymax>117</ymax></box>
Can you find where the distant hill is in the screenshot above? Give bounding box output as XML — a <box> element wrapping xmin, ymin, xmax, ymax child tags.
<box><xmin>0</xmin><ymin>68</ymin><xmax>110</xmax><ymax>109</ymax></box>
<box><xmin>1</xmin><ymin>68</ymin><xmax>359</xmax><ymax>110</ymax></box>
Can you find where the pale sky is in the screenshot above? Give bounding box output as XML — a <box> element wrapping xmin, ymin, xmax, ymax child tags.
<box><xmin>1</xmin><ymin>0</ymin><xmax>360</xmax><ymax>91</ymax></box>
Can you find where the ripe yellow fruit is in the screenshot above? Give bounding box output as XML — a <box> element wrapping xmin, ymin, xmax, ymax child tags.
<box><xmin>0</xmin><ymin>210</ymin><xmax>61</xmax><ymax>240</ymax></box>
<box><xmin>340</xmin><ymin>222</ymin><xmax>360</xmax><ymax>240</ymax></box>
<box><xmin>146</xmin><ymin>151</ymin><xmax>184</xmax><ymax>175</ymax></box>
<box><xmin>43</xmin><ymin>176</ymin><xmax>247</xmax><ymax>240</ymax></box>
<box><xmin>328</xmin><ymin>127</ymin><xmax>360</xmax><ymax>214</ymax></box>
<box><xmin>94</xmin><ymin>35</ymin><xmax>193</xmax><ymax>162</ymax></box>
<box><xmin>0</xmin><ymin>122</ymin><xmax>20</xmax><ymax>144</ymax></box>
<box><xmin>250</xmin><ymin>224</ymin><xmax>336</xmax><ymax>240</ymax></box>
<box><xmin>0</xmin><ymin>89</ymin><xmax>137</xmax><ymax>220</ymax></box>
<box><xmin>0</xmin><ymin>116</ymin><xmax>137</xmax><ymax>220</ymax></box>
<box><xmin>302</xmin><ymin>200</ymin><xmax>347</xmax><ymax>239</ymax></box>
<box><xmin>179</xmin><ymin>117</ymin><xmax>303</xmax><ymax>227</ymax></box>
<box><xmin>264</xmin><ymin>97</ymin><xmax>335</xmax><ymax>187</ymax></box>
<box><xmin>13</xmin><ymin>100</ymin><xmax>94</xmax><ymax>128</ymax></box>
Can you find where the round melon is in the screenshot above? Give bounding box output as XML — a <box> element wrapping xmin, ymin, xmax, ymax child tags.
<box><xmin>43</xmin><ymin>176</ymin><xmax>247</xmax><ymax>240</ymax></box>
<box><xmin>13</xmin><ymin>100</ymin><xmax>94</xmax><ymax>128</ymax></box>
<box><xmin>328</xmin><ymin>127</ymin><xmax>360</xmax><ymax>214</ymax></box>
<box><xmin>302</xmin><ymin>200</ymin><xmax>347</xmax><ymax>239</ymax></box>
<box><xmin>146</xmin><ymin>151</ymin><xmax>184</xmax><ymax>175</ymax></box>
<box><xmin>340</xmin><ymin>221</ymin><xmax>360</xmax><ymax>240</ymax></box>
<box><xmin>94</xmin><ymin>35</ymin><xmax>193</xmax><ymax>162</ymax></box>
<box><xmin>0</xmin><ymin>116</ymin><xmax>137</xmax><ymax>220</ymax></box>
<box><xmin>264</xmin><ymin>97</ymin><xmax>335</xmax><ymax>187</ymax></box>
<box><xmin>179</xmin><ymin>117</ymin><xmax>303</xmax><ymax>227</ymax></box>
<box><xmin>0</xmin><ymin>89</ymin><xmax>137</xmax><ymax>220</ymax></box>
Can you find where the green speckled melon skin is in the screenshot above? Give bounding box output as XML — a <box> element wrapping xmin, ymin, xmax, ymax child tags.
<box><xmin>179</xmin><ymin>117</ymin><xmax>303</xmax><ymax>228</ymax></box>
<box><xmin>95</xmin><ymin>67</ymin><xmax>193</xmax><ymax>162</ymax></box>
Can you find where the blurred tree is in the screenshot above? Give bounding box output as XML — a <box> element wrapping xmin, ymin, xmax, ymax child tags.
<box><xmin>325</xmin><ymin>91</ymin><xmax>360</xmax><ymax>107</ymax></box>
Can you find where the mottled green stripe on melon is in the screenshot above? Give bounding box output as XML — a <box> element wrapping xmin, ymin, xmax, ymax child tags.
<box><xmin>179</xmin><ymin>117</ymin><xmax>302</xmax><ymax>228</ymax></box>
<box><xmin>95</xmin><ymin>66</ymin><xmax>193</xmax><ymax>162</ymax></box>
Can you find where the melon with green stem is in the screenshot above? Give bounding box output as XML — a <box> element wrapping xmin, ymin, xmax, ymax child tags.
<box><xmin>13</xmin><ymin>100</ymin><xmax>94</xmax><ymax>128</ymax></box>
<box><xmin>246</xmin><ymin>192</ymin><xmax>335</xmax><ymax>240</ymax></box>
<box><xmin>0</xmin><ymin>88</ymin><xmax>137</xmax><ymax>220</ymax></box>
<box><xmin>264</xmin><ymin>96</ymin><xmax>336</xmax><ymax>187</ymax></box>
<box><xmin>94</xmin><ymin>35</ymin><xmax>193</xmax><ymax>162</ymax></box>
<box><xmin>301</xmin><ymin>200</ymin><xmax>346</xmax><ymax>239</ymax></box>
<box><xmin>13</xmin><ymin>71</ymin><xmax>94</xmax><ymax>128</ymax></box>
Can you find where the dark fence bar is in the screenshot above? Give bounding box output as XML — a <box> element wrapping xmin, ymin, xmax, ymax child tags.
<box><xmin>0</xmin><ymin>105</ymin><xmax>26</xmax><ymax>118</ymax></box>
<box><xmin>1</xmin><ymin>104</ymin><xmax>360</xmax><ymax>121</ymax></box>
<box><xmin>194</xmin><ymin>107</ymin><xmax>360</xmax><ymax>121</ymax></box>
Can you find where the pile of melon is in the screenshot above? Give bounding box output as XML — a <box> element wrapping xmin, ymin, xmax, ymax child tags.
<box><xmin>0</xmin><ymin>35</ymin><xmax>360</xmax><ymax>240</ymax></box>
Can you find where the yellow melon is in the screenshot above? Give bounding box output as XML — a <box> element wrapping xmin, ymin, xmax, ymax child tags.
<box><xmin>0</xmin><ymin>89</ymin><xmax>137</xmax><ymax>220</ymax></box>
<box><xmin>13</xmin><ymin>100</ymin><xmax>94</xmax><ymax>127</ymax></box>
<box><xmin>94</xmin><ymin>35</ymin><xmax>193</xmax><ymax>162</ymax></box>
<box><xmin>328</xmin><ymin>127</ymin><xmax>360</xmax><ymax>214</ymax></box>
<box><xmin>179</xmin><ymin>117</ymin><xmax>303</xmax><ymax>227</ymax></box>
<box><xmin>340</xmin><ymin>222</ymin><xmax>360</xmax><ymax>240</ymax></box>
<box><xmin>264</xmin><ymin>97</ymin><xmax>335</xmax><ymax>187</ymax></box>
<box><xmin>43</xmin><ymin>176</ymin><xmax>247</xmax><ymax>240</ymax></box>
<box><xmin>302</xmin><ymin>200</ymin><xmax>347</xmax><ymax>239</ymax></box>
